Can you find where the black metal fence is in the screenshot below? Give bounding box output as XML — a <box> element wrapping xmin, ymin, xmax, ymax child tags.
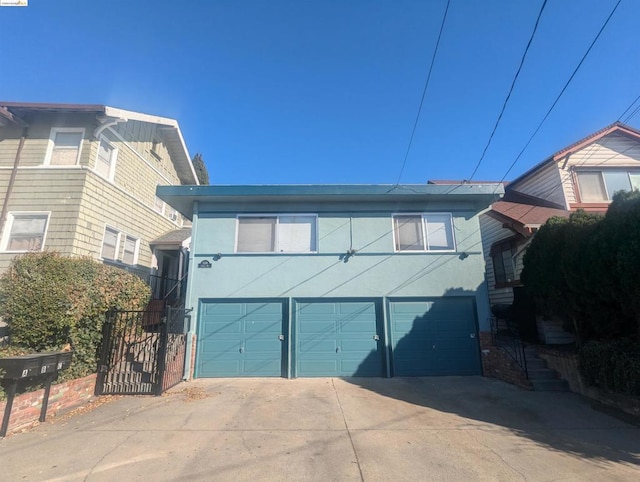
<box><xmin>490</xmin><ymin>312</ymin><xmax>529</xmax><ymax>379</ymax></box>
<box><xmin>95</xmin><ymin>307</ymin><xmax>191</xmax><ymax>396</ymax></box>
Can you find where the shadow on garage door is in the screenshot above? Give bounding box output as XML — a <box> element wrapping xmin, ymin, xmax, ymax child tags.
<box><xmin>388</xmin><ymin>297</ymin><xmax>481</xmax><ymax>376</ymax></box>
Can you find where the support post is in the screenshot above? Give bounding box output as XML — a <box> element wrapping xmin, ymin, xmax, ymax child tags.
<box><xmin>1</xmin><ymin>380</ymin><xmax>18</xmax><ymax>438</ymax></box>
<box><xmin>39</xmin><ymin>374</ymin><xmax>55</xmax><ymax>422</ymax></box>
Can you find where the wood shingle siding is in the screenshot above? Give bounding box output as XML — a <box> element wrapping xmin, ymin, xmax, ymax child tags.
<box><xmin>0</xmin><ymin>104</ymin><xmax>194</xmax><ymax>277</ymax></box>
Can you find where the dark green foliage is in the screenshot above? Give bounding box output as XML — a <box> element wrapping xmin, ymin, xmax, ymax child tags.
<box><xmin>522</xmin><ymin>192</ymin><xmax>640</xmax><ymax>397</ymax></box>
<box><xmin>522</xmin><ymin>192</ymin><xmax>640</xmax><ymax>344</ymax></box>
<box><xmin>579</xmin><ymin>339</ymin><xmax>640</xmax><ymax>396</ymax></box>
<box><xmin>192</xmin><ymin>153</ymin><xmax>209</xmax><ymax>185</ymax></box>
<box><xmin>521</xmin><ymin>216</ymin><xmax>571</xmax><ymax>321</ymax></box>
<box><xmin>510</xmin><ymin>287</ymin><xmax>538</xmax><ymax>343</ymax></box>
<box><xmin>0</xmin><ymin>252</ymin><xmax>150</xmax><ymax>382</ymax></box>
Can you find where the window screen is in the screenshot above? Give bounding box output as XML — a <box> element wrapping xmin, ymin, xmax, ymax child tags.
<box><xmin>51</xmin><ymin>131</ymin><xmax>83</xmax><ymax>165</ymax></box>
<box><xmin>237</xmin><ymin>217</ymin><xmax>277</xmax><ymax>252</ymax></box>
<box><xmin>7</xmin><ymin>215</ymin><xmax>48</xmax><ymax>251</ymax></box>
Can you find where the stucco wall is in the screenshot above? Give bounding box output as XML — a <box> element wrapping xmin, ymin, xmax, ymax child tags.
<box><xmin>186</xmin><ymin>201</ymin><xmax>492</xmax><ymax>332</ymax></box>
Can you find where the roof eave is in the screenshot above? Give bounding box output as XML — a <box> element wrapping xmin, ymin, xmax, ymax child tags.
<box><xmin>157</xmin><ymin>184</ymin><xmax>505</xmax><ymax>220</ymax></box>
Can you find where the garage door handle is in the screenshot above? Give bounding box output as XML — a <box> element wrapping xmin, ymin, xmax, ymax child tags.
<box><xmin>239</xmin><ymin>347</ymin><xmax>244</xmax><ymax>353</ymax></box>
<box><xmin>336</xmin><ymin>347</ymin><xmax>341</xmax><ymax>353</ymax></box>
<box><xmin>278</xmin><ymin>335</ymin><xmax>285</xmax><ymax>341</ymax></box>
<box><xmin>373</xmin><ymin>335</ymin><xmax>380</xmax><ymax>341</ymax></box>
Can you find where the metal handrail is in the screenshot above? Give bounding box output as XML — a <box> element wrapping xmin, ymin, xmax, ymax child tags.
<box><xmin>491</xmin><ymin>315</ymin><xmax>529</xmax><ymax>379</ymax></box>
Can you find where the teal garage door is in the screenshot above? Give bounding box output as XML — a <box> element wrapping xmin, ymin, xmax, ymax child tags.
<box><xmin>197</xmin><ymin>300</ymin><xmax>285</xmax><ymax>377</ymax></box>
<box><xmin>389</xmin><ymin>298</ymin><xmax>480</xmax><ymax>376</ymax></box>
<box><xmin>295</xmin><ymin>300</ymin><xmax>383</xmax><ymax>377</ymax></box>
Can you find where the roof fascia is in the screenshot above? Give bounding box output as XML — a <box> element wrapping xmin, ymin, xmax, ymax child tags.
<box><xmin>502</xmin><ymin>189</ymin><xmax>566</xmax><ymax>210</ymax></box>
<box><xmin>485</xmin><ymin>209</ymin><xmax>532</xmax><ymax>238</ymax></box>
<box><xmin>551</xmin><ymin>123</ymin><xmax>640</xmax><ymax>161</ymax></box>
<box><xmin>104</xmin><ymin>106</ymin><xmax>198</xmax><ymax>185</ymax></box>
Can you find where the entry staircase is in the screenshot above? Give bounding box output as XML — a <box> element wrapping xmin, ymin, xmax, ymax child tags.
<box><xmin>524</xmin><ymin>346</ymin><xmax>569</xmax><ymax>392</ymax></box>
<box><xmin>491</xmin><ymin>304</ymin><xmax>569</xmax><ymax>392</ymax></box>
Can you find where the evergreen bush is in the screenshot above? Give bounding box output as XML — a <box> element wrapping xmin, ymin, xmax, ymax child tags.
<box><xmin>0</xmin><ymin>252</ymin><xmax>150</xmax><ymax>382</ymax></box>
<box><xmin>579</xmin><ymin>339</ymin><xmax>640</xmax><ymax>396</ymax></box>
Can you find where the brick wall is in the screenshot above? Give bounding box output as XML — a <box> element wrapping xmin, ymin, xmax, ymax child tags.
<box><xmin>479</xmin><ymin>331</ymin><xmax>532</xmax><ymax>390</ymax></box>
<box><xmin>0</xmin><ymin>374</ymin><xmax>96</xmax><ymax>436</ymax></box>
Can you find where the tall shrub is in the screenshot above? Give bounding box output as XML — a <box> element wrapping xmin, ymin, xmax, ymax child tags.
<box><xmin>0</xmin><ymin>252</ymin><xmax>150</xmax><ymax>379</ymax></box>
<box><xmin>522</xmin><ymin>192</ymin><xmax>640</xmax><ymax>344</ymax></box>
<box><xmin>602</xmin><ymin>191</ymin><xmax>640</xmax><ymax>339</ymax></box>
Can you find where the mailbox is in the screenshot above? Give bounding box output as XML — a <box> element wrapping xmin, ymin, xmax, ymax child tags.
<box><xmin>0</xmin><ymin>350</ymin><xmax>73</xmax><ymax>437</ymax></box>
<box><xmin>0</xmin><ymin>351</ymin><xmax>73</xmax><ymax>379</ymax></box>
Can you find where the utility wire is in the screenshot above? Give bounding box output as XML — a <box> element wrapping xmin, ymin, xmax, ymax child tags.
<box><xmin>496</xmin><ymin>0</ymin><xmax>623</xmax><ymax>186</ymax></box>
<box><xmin>468</xmin><ymin>0</ymin><xmax>548</xmax><ymax>182</ymax></box>
<box><xmin>390</xmin><ymin>0</ymin><xmax>451</xmax><ymax>190</ymax></box>
<box><xmin>618</xmin><ymin>93</ymin><xmax>640</xmax><ymax>122</ymax></box>
<box><xmin>499</xmin><ymin>93</ymin><xmax>640</xmax><ymax>221</ymax></box>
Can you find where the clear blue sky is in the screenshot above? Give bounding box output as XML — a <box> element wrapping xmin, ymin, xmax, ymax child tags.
<box><xmin>1</xmin><ymin>0</ymin><xmax>638</xmax><ymax>184</ymax></box>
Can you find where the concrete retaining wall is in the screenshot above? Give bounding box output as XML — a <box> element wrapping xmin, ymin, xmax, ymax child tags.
<box><xmin>537</xmin><ymin>347</ymin><xmax>640</xmax><ymax>419</ymax></box>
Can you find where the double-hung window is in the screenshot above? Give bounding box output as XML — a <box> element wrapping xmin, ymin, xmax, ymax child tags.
<box><xmin>101</xmin><ymin>226</ymin><xmax>139</xmax><ymax>265</ymax></box>
<box><xmin>576</xmin><ymin>170</ymin><xmax>640</xmax><ymax>202</ymax></box>
<box><xmin>393</xmin><ymin>213</ymin><xmax>455</xmax><ymax>252</ymax></box>
<box><xmin>95</xmin><ymin>136</ymin><xmax>117</xmax><ymax>179</ymax></box>
<box><xmin>236</xmin><ymin>215</ymin><xmax>317</xmax><ymax>253</ymax></box>
<box><xmin>45</xmin><ymin>128</ymin><xmax>84</xmax><ymax>166</ymax></box>
<box><xmin>1</xmin><ymin>213</ymin><xmax>49</xmax><ymax>252</ymax></box>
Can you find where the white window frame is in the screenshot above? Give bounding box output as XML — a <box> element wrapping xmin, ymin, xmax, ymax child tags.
<box><xmin>235</xmin><ymin>214</ymin><xmax>319</xmax><ymax>253</ymax></box>
<box><xmin>121</xmin><ymin>234</ymin><xmax>139</xmax><ymax>265</ymax></box>
<box><xmin>0</xmin><ymin>212</ymin><xmax>50</xmax><ymax>253</ymax></box>
<box><xmin>576</xmin><ymin>169</ymin><xmax>640</xmax><ymax>202</ymax></box>
<box><xmin>154</xmin><ymin>195</ymin><xmax>165</xmax><ymax>215</ymax></box>
<box><xmin>392</xmin><ymin>213</ymin><xmax>456</xmax><ymax>253</ymax></box>
<box><xmin>94</xmin><ymin>135</ymin><xmax>118</xmax><ymax>181</ymax></box>
<box><xmin>100</xmin><ymin>225</ymin><xmax>140</xmax><ymax>265</ymax></box>
<box><xmin>43</xmin><ymin>127</ymin><xmax>85</xmax><ymax>166</ymax></box>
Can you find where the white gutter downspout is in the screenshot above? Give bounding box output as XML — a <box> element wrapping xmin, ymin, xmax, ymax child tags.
<box><xmin>182</xmin><ymin>202</ymin><xmax>199</xmax><ymax>381</ymax></box>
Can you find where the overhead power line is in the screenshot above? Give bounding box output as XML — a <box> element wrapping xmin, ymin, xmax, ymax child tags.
<box><xmin>618</xmin><ymin>93</ymin><xmax>640</xmax><ymax>122</ymax></box>
<box><xmin>496</xmin><ymin>0</ymin><xmax>623</xmax><ymax>186</ymax></box>
<box><xmin>468</xmin><ymin>0</ymin><xmax>548</xmax><ymax>182</ymax></box>
<box><xmin>390</xmin><ymin>0</ymin><xmax>451</xmax><ymax>189</ymax></box>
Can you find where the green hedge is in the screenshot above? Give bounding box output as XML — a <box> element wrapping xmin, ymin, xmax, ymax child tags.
<box><xmin>0</xmin><ymin>252</ymin><xmax>151</xmax><ymax>393</ymax></box>
<box><xmin>522</xmin><ymin>191</ymin><xmax>640</xmax><ymax>344</ymax></box>
<box><xmin>579</xmin><ymin>339</ymin><xmax>640</xmax><ymax>396</ymax></box>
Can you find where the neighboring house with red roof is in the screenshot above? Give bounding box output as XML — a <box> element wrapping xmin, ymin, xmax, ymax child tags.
<box><xmin>478</xmin><ymin>122</ymin><xmax>640</xmax><ymax>342</ymax></box>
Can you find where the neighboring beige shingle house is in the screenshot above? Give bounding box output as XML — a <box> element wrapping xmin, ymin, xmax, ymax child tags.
<box><xmin>0</xmin><ymin>102</ymin><xmax>198</xmax><ymax>300</ymax></box>
<box><xmin>479</xmin><ymin>122</ymin><xmax>640</xmax><ymax>342</ymax></box>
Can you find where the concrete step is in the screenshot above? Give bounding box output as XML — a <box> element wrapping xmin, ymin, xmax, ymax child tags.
<box><xmin>530</xmin><ymin>378</ymin><xmax>569</xmax><ymax>391</ymax></box>
<box><xmin>527</xmin><ymin>368</ymin><xmax>558</xmax><ymax>380</ymax></box>
<box><xmin>526</xmin><ymin>359</ymin><xmax>547</xmax><ymax>370</ymax></box>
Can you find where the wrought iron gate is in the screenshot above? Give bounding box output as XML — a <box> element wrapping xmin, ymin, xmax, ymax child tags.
<box><xmin>96</xmin><ymin>307</ymin><xmax>191</xmax><ymax>395</ymax></box>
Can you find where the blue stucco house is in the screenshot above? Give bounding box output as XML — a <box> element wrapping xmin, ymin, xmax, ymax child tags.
<box><xmin>157</xmin><ymin>184</ymin><xmax>503</xmax><ymax>378</ymax></box>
